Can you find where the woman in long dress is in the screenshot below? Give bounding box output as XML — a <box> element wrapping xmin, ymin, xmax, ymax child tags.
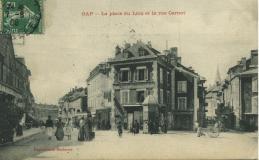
<box><xmin>84</xmin><ymin>116</ymin><xmax>90</xmax><ymax>141</ymax></box>
<box><xmin>65</xmin><ymin>118</ymin><xmax>73</xmax><ymax>140</ymax></box>
<box><xmin>78</xmin><ymin>117</ymin><xmax>85</xmax><ymax>141</ymax></box>
<box><xmin>55</xmin><ymin>118</ymin><xmax>64</xmax><ymax>141</ymax></box>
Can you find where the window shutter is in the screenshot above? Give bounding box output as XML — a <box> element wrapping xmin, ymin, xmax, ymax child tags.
<box><xmin>118</xmin><ymin>71</ymin><xmax>122</xmax><ymax>81</ymax></box>
<box><xmin>144</xmin><ymin>69</ymin><xmax>147</xmax><ymax>80</ymax></box>
<box><xmin>130</xmin><ymin>89</ymin><xmax>136</xmax><ymax>104</ymax></box>
<box><xmin>134</xmin><ymin>69</ymin><xmax>138</xmax><ymax>81</ymax></box>
<box><xmin>128</xmin><ymin>70</ymin><xmax>131</xmax><ymax>82</ymax></box>
<box><xmin>144</xmin><ymin>90</ymin><xmax>147</xmax><ymax>98</ymax></box>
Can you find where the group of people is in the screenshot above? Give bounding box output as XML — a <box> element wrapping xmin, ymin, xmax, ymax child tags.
<box><xmin>45</xmin><ymin>116</ymin><xmax>74</xmax><ymax>141</ymax></box>
<box><xmin>78</xmin><ymin>114</ymin><xmax>94</xmax><ymax>141</ymax></box>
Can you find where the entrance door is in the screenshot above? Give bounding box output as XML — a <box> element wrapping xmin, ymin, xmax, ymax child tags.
<box><xmin>134</xmin><ymin>111</ymin><xmax>143</xmax><ymax>130</ymax></box>
<box><xmin>128</xmin><ymin>113</ymin><xmax>133</xmax><ymax>130</ymax></box>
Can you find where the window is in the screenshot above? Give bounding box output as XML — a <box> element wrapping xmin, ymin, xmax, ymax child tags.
<box><xmin>136</xmin><ymin>67</ymin><xmax>147</xmax><ymax>81</ymax></box>
<box><xmin>160</xmin><ymin>89</ymin><xmax>164</xmax><ymax>104</ymax></box>
<box><xmin>252</xmin><ymin>77</ymin><xmax>258</xmax><ymax>93</ymax></box>
<box><xmin>138</xmin><ymin>48</ymin><xmax>148</xmax><ymax>56</ymax></box>
<box><xmin>137</xmin><ymin>90</ymin><xmax>145</xmax><ymax>103</ymax></box>
<box><xmin>167</xmin><ymin>71</ymin><xmax>170</xmax><ymax>85</ymax></box>
<box><xmin>121</xmin><ymin>70</ymin><xmax>129</xmax><ymax>82</ymax></box>
<box><xmin>178</xmin><ymin>97</ymin><xmax>187</xmax><ymax>110</ymax></box>
<box><xmin>160</xmin><ymin>68</ymin><xmax>163</xmax><ymax>84</ymax></box>
<box><xmin>177</xmin><ymin>81</ymin><xmax>187</xmax><ymax>93</ymax></box>
<box><xmin>120</xmin><ymin>68</ymin><xmax>130</xmax><ymax>82</ymax></box>
<box><xmin>138</xmin><ymin>69</ymin><xmax>145</xmax><ymax>81</ymax></box>
<box><xmin>0</xmin><ymin>55</ymin><xmax>3</xmax><ymax>81</ymax></box>
<box><xmin>104</xmin><ymin>91</ymin><xmax>112</xmax><ymax>102</ymax></box>
<box><xmin>166</xmin><ymin>91</ymin><xmax>170</xmax><ymax>104</ymax></box>
<box><xmin>121</xmin><ymin>90</ymin><xmax>129</xmax><ymax>104</ymax></box>
<box><xmin>139</xmin><ymin>49</ymin><xmax>145</xmax><ymax>56</ymax></box>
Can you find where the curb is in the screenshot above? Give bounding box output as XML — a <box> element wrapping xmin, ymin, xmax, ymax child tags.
<box><xmin>13</xmin><ymin>129</ymin><xmax>44</xmax><ymax>144</ymax></box>
<box><xmin>0</xmin><ymin>129</ymin><xmax>43</xmax><ymax>147</ymax></box>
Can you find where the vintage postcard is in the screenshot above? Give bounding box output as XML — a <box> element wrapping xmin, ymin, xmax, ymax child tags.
<box><xmin>0</xmin><ymin>0</ymin><xmax>258</xmax><ymax>160</ymax></box>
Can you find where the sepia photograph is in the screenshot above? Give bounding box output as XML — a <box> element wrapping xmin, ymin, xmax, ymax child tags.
<box><xmin>0</xmin><ymin>0</ymin><xmax>258</xmax><ymax>159</ymax></box>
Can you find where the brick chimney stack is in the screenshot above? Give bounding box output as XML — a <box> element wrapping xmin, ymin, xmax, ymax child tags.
<box><xmin>115</xmin><ymin>45</ymin><xmax>121</xmax><ymax>56</ymax></box>
<box><xmin>167</xmin><ymin>47</ymin><xmax>179</xmax><ymax>65</ymax></box>
<box><xmin>250</xmin><ymin>49</ymin><xmax>258</xmax><ymax>67</ymax></box>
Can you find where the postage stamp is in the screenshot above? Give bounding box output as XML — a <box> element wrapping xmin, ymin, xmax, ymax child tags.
<box><xmin>1</xmin><ymin>0</ymin><xmax>43</xmax><ymax>34</ymax></box>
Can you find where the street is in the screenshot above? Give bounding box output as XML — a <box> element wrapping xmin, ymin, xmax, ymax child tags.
<box><xmin>0</xmin><ymin>129</ymin><xmax>257</xmax><ymax>160</ymax></box>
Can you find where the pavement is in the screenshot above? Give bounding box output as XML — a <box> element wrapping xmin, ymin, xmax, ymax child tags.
<box><xmin>0</xmin><ymin>129</ymin><xmax>257</xmax><ymax>160</ymax></box>
<box><xmin>13</xmin><ymin>128</ymin><xmax>43</xmax><ymax>143</ymax></box>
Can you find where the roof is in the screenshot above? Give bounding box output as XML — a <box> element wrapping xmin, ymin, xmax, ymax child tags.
<box><xmin>207</xmin><ymin>84</ymin><xmax>222</xmax><ymax>93</ymax></box>
<box><xmin>238</xmin><ymin>68</ymin><xmax>258</xmax><ymax>76</ymax></box>
<box><xmin>110</xmin><ymin>41</ymin><xmax>160</xmax><ymax>62</ymax></box>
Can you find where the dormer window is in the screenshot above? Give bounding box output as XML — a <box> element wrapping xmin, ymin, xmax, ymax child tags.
<box><xmin>123</xmin><ymin>50</ymin><xmax>134</xmax><ymax>58</ymax></box>
<box><xmin>139</xmin><ymin>48</ymin><xmax>148</xmax><ymax>56</ymax></box>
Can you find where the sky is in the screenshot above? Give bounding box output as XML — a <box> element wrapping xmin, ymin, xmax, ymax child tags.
<box><xmin>13</xmin><ymin>0</ymin><xmax>257</xmax><ymax>104</ymax></box>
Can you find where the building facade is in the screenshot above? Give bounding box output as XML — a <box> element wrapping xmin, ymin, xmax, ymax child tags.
<box><xmin>87</xmin><ymin>41</ymin><xmax>206</xmax><ymax>131</ymax></box>
<box><xmin>205</xmin><ymin>50</ymin><xmax>258</xmax><ymax>131</ymax></box>
<box><xmin>223</xmin><ymin>50</ymin><xmax>258</xmax><ymax>131</ymax></box>
<box><xmin>33</xmin><ymin>103</ymin><xmax>59</xmax><ymax>122</ymax></box>
<box><xmin>87</xmin><ymin>62</ymin><xmax>113</xmax><ymax>130</ymax></box>
<box><xmin>59</xmin><ymin>87</ymin><xmax>87</xmax><ymax>119</ymax></box>
<box><xmin>0</xmin><ymin>34</ymin><xmax>33</xmax><ymax>142</ymax></box>
<box><xmin>0</xmin><ymin>34</ymin><xmax>33</xmax><ymax>118</ymax></box>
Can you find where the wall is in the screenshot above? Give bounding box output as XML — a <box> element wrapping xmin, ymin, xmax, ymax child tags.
<box><xmin>88</xmin><ymin>71</ymin><xmax>112</xmax><ymax>115</ymax></box>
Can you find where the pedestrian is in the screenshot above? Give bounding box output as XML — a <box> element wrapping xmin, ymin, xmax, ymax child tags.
<box><xmin>196</xmin><ymin>122</ymin><xmax>205</xmax><ymax>137</ymax></box>
<box><xmin>133</xmin><ymin>120</ymin><xmax>139</xmax><ymax>135</ymax></box>
<box><xmin>117</xmin><ymin>119</ymin><xmax>123</xmax><ymax>137</ymax></box>
<box><xmin>87</xmin><ymin>114</ymin><xmax>94</xmax><ymax>140</ymax></box>
<box><xmin>55</xmin><ymin>117</ymin><xmax>64</xmax><ymax>141</ymax></box>
<box><xmin>45</xmin><ymin>115</ymin><xmax>54</xmax><ymax>140</ymax></box>
<box><xmin>65</xmin><ymin>118</ymin><xmax>73</xmax><ymax>140</ymax></box>
<box><xmin>78</xmin><ymin>117</ymin><xmax>85</xmax><ymax>141</ymax></box>
<box><xmin>16</xmin><ymin>120</ymin><xmax>23</xmax><ymax>136</ymax></box>
<box><xmin>84</xmin><ymin>114</ymin><xmax>93</xmax><ymax>141</ymax></box>
<box><xmin>148</xmin><ymin>119</ymin><xmax>154</xmax><ymax>134</ymax></box>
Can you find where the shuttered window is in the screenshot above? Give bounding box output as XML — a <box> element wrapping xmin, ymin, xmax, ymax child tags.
<box><xmin>177</xmin><ymin>81</ymin><xmax>187</xmax><ymax>93</ymax></box>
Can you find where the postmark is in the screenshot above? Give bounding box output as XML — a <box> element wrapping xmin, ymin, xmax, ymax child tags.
<box><xmin>12</xmin><ymin>33</ymin><xmax>25</xmax><ymax>45</ymax></box>
<box><xmin>2</xmin><ymin>0</ymin><xmax>43</xmax><ymax>34</ymax></box>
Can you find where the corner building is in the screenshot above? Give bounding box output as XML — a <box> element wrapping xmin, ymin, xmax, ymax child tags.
<box><xmin>87</xmin><ymin>41</ymin><xmax>206</xmax><ymax>131</ymax></box>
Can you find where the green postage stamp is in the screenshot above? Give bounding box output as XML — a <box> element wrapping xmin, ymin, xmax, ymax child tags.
<box><xmin>1</xmin><ymin>0</ymin><xmax>43</xmax><ymax>34</ymax></box>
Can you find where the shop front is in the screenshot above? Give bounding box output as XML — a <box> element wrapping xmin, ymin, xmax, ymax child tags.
<box><xmin>96</xmin><ymin>108</ymin><xmax>111</xmax><ymax>130</ymax></box>
<box><xmin>173</xmin><ymin>112</ymin><xmax>193</xmax><ymax>130</ymax></box>
<box><xmin>123</xmin><ymin>105</ymin><xmax>143</xmax><ymax>131</ymax></box>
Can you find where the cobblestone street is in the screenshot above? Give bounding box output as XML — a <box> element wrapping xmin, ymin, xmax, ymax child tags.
<box><xmin>0</xmin><ymin>129</ymin><xmax>257</xmax><ymax>160</ymax></box>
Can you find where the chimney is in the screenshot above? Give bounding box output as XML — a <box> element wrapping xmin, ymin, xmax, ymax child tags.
<box><xmin>147</xmin><ymin>41</ymin><xmax>152</xmax><ymax>47</ymax></box>
<box><xmin>124</xmin><ymin>43</ymin><xmax>131</xmax><ymax>49</ymax></box>
<box><xmin>177</xmin><ymin>57</ymin><xmax>182</xmax><ymax>64</ymax></box>
<box><xmin>168</xmin><ymin>47</ymin><xmax>178</xmax><ymax>65</ymax></box>
<box><xmin>251</xmin><ymin>49</ymin><xmax>258</xmax><ymax>67</ymax></box>
<box><xmin>115</xmin><ymin>45</ymin><xmax>121</xmax><ymax>56</ymax></box>
<box><xmin>170</xmin><ymin>47</ymin><xmax>178</xmax><ymax>57</ymax></box>
<box><xmin>16</xmin><ymin>57</ymin><xmax>25</xmax><ymax>65</ymax></box>
<box><xmin>240</xmin><ymin>57</ymin><xmax>246</xmax><ymax>70</ymax></box>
